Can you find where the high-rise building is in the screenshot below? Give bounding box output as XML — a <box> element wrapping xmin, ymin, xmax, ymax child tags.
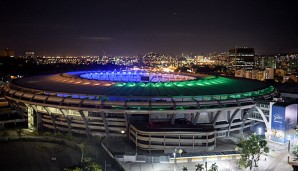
<box><xmin>229</xmin><ymin>47</ymin><xmax>255</xmax><ymax>70</ymax></box>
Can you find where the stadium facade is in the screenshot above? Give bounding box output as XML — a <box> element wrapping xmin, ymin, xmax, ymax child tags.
<box><xmin>2</xmin><ymin>70</ymin><xmax>276</xmax><ymax>152</ymax></box>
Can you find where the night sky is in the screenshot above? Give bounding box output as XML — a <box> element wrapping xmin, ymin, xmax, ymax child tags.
<box><xmin>0</xmin><ymin>0</ymin><xmax>297</xmax><ymax>56</ymax></box>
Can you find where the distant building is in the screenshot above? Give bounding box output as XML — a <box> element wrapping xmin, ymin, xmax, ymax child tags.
<box><xmin>264</xmin><ymin>68</ymin><xmax>274</xmax><ymax>80</ymax></box>
<box><xmin>289</xmin><ymin>58</ymin><xmax>298</xmax><ymax>70</ymax></box>
<box><xmin>229</xmin><ymin>47</ymin><xmax>255</xmax><ymax>70</ymax></box>
<box><xmin>235</xmin><ymin>69</ymin><xmax>262</xmax><ymax>80</ymax></box>
<box><xmin>0</xmin><ymin>48</ymin><xmax>15</xmax><ymax>57</ymax></box>
<box><xmin>283</xmin><ymin>74</ymin><xmax>298</xmax><ymax>83</ymax></box>
<box><xmin>252</xmin><ymin>70</ymin><xmax>264</xmax><ymax>80</ymax></box>
<box><xmin>235</xmin><ymin>68</ymin><xmax>275</xmax><ymax>81</ymax></box>
<box><xmin>25</xmin><ymin>51</ymin><xmax>35</xmax><ymax>58</ymax></box>
<box><xmin>275</xmin><ymin>69</ymin><xmax>286</xmax><ymax>77</ymax></box>
<box><xmin>255</xmin><ymin>55</ymin><xmax>276</xmax><ymax>69</ymax></box>
<box><xmin>235</xmin><ymin>69</ymin><xmax>245</xmax><ymax>78</ymax></box>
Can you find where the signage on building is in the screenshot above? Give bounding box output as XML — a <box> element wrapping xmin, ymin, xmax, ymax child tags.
<box><xmin>271</xmin><ymin>105</ymin><xmax>285</xmax><ymax>131</ymax></box>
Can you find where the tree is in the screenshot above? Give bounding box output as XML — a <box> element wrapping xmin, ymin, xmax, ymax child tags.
<box><xmin>238</xmin><ymin>133</ymin><xmax>269</xmax><ymax>170</ymax></box>
<box><xmin>64</xmin><ymin>158</ymin><xmax>102</xmax><ymax>171</ymax></box>
<box><xmin>291</xmin><ymin>144</ymin><xmax>298</xmax><ymax>160</ymax></box>
<box><xmin>195</xmin><ymin>163</ymin><xmax>204</xmax><ymax>171</ymax></box>
<box><xmin>182</xmin><ymin>166</ymin><xmax>188</xmax><ymax>171</ymax></box>
<box><xmin>208</xmin><ymin>163</ymin><xmax>218</xmax><ymax>171</ymax></box>
<box><xmin>64</xmin><ymin>168</ymin><xmax>83</xmax><ymax>171</ymax></box>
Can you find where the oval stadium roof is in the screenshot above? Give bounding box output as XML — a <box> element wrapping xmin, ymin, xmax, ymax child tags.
<box><xmin>11</xmin><ymin>71</ymin><xmax>274</xmax><ymax>98</ymax></box>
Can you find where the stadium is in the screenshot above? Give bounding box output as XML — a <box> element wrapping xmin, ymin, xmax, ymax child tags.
<box><xmin>2</xmin><ymin>70</ymin><xmax>276</xmax><ymax>152</ymax></box>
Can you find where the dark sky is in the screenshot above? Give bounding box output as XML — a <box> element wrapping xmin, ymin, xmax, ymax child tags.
<box><xmin>0</xmin><ymin>0</ymin><xmax>297</xmax><ymax>56</ymax></box>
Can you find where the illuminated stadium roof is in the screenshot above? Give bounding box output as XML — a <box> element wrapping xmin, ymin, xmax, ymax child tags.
<box><xmin>11</xmin><ymin>70</ymin><xmax>274</xmax><ymax>99</ymax></box>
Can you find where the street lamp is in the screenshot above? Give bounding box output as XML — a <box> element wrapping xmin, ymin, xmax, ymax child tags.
<box><xmin>173</xmin><ymin>147</ymin><xmax>177</xmax><ymax>171</ymax></box>
<box><xmin>287</xmin><ymin>135</ymin><xmax>291</xmax><ymax>162</ymax></box>
<box><xmin>287</xmin><ymin>135</ymin><xmax>291</xmax><ymax>153</ymax></box>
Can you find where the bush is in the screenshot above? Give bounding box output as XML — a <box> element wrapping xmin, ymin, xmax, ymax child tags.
<box><xmin>291</xmin><ymin>144</ymin><xmax>298</xmax><ymax>159</ymax></box>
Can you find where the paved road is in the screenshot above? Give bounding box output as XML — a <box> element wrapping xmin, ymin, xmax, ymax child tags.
<box><xmin>0</xmin><ymin>141</ymin><xmax>81</xmax><ymax>171</ymax></box>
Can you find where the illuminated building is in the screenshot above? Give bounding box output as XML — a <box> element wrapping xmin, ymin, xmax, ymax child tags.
<box><xmin>255</xmin><ymin>55</ymin><xmax>276</xmax><ymax>69</ymax></box>
<box><xmin>264</xmin><ymin>68</ymin><xmax>275</xmax><ymax>80</ymax></box>
<box><xmin>0</xmin><ymin>48</ymin><xmax>15</xmax><ymax>57</ymax></box>
<box><xmin>2</xmin><ymin>70</ymin><xmax>276</xmax><ymax>152</ymax></box>
<box><xmin>229</xmin><ymin>47</ymin><xmax>255</xmax><ymax>70</ymax></box>
<box><xmin>25</xmin><ymin>52</ymin><xmax>35</xmax><ymax>58</ymax></box>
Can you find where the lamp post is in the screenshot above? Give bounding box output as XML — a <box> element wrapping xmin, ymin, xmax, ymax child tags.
<box><xmin>174</xmin><ymin>147</ymin><xmax>177</xmax><ymax>171</ymax></box>
<box><xmin>287</xmin><ymin>135</ymin><xmax>291</xmax><ymax>162</ymax></box>
<box><xmin>288</xmin><ymin>136</ymin><xmax>291</xmax><ymax>153</ymax></box>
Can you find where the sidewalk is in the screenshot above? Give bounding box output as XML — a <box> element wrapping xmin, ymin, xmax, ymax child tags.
<box><xmin>106</xmin><ymin>136</ymin><xmax>293</xmax><ymax>171</ymax></box>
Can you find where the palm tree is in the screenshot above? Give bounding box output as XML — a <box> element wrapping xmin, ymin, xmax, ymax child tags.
<box><xmin>195</xmin><ymin>163</ymin><xmax>204</xmax><ymax>171</ymax></box>
<box><xmin>182</xmin><ymin>166</ymin><xmax>188</xmax><ymax>171</ymax></box>
<box><xmin>208</xmin><ymin>163</ymin><xmax>218</xmax><ymax>171</ymax></box>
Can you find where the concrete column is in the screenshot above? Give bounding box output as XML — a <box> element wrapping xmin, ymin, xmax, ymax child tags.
<box><xmin>192</xmin><ymin>135</ymin><xmax>195</xmax><ymax>152</ymax></box>
<box><xmin>27</xmin><ymin>105</ymin><xmax>34</xmax><ymax>130</ymax></box>
<box><xmin>193</xmin><ymin>112</ymin><xmax>200</xmax><ymax>125</ymax></box>
<box><xmin>227</xmin><ymin>111</ymin><xmax>231</xmax><ymax>122</ymax></box>
<box><xmin>239</xmin><ymin>109</ymin><xmax>244</xmax><ymax>133</ymax></box>
<box><xmin>227</xmin><ymin>109</ymin><xmax>240</xmax><ymax>137</ymax></box>
<box><xmin>149</xmin><ymin>135</ymin><xmax>151</xmax><ymax>153</ymax></box>
<box><xmin>148</xmin><ymin>114</ymin><xmax>152</xmax><ymax>124</ymax></box>
<box><xmin>164</xmin><ymin>135</ymin><xmax>166</xmax><ymax>150</ymax></box>
<box><xmin>135</xmin><ymin>132</ymin><xmax>138</xmax><ymax>153</ymax></box>
<box><xmin>240</xmin><ymin>107</ymin><xmax>255</xmax><ymax>134</ymax></box>
<box><xmin>179</xmin><ymin>135</ymin><xmax>181</xmax><ymax>147</ymax></box>
<box><xmin>206</xmin><ymin>134</ymin><xmax>208</xmax><ymax>147</ymax></box>
<box><xmin>171</xmin><ymin>113</ymin><xmax>176</xmax><ymax>125</ymax></box>
<box><xmin>212</xmin><ymin>111</ymin><xmax>222</xmax><ymax>125</ymax></box>
<box><xmin>255</xmin><ymin>106</ymin><xmax>270</xmax><ymax>130</ymax></box>
<box><xmin>43</xmin><ymin>107</ymin><xmax>57</xmax><ymax>133</ymax></box>
<box><xmin>149</xmin><ymin>100</ymin><xmax>152</xmax><ymax>110</ymax></box>
<box><xmin>209</xmin><ymin>112</ymin><xmax>214</xmax><ymax>123</ymax></box>
<box><xmin>36</xmin><ymin>111</ymin><xmax>42</xmax><ymax>131</ymax></box>
<box><xmin>50</xmin><ymin>115</ymin><xmax>57</xmax><ymax>133</ymax></box>
<box><xmin>59</xmin><ymin>109</ymin><xmax>72</xmax><ymax>134</ymax></box>
<box><xmin>240</xmin><ymin>109</ymin><xmax>244</xmax><ymax>120</ymax></box>
<box><xmin>100</xmin><ymin>112</ymin><xmax>109</xmax><ymax>135</ymax></box>
<box><xmin>79</xmin><ymin>110</ymin><xmax>91</xmax><ymax>137</ymax></box>
<box><xmin>30</xmin><ymin>105</ymin><xmax>42</xmax><ymax>131</ymax></box>
<box><xmin>124</xmin><ymin>113</ymin><xmax>129</xmax><ymax>136</ymax></box>
<box><xmin>65</xmin><ymin>116</ymin><xmax>72</xmax><ymax>134</ymax></box>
